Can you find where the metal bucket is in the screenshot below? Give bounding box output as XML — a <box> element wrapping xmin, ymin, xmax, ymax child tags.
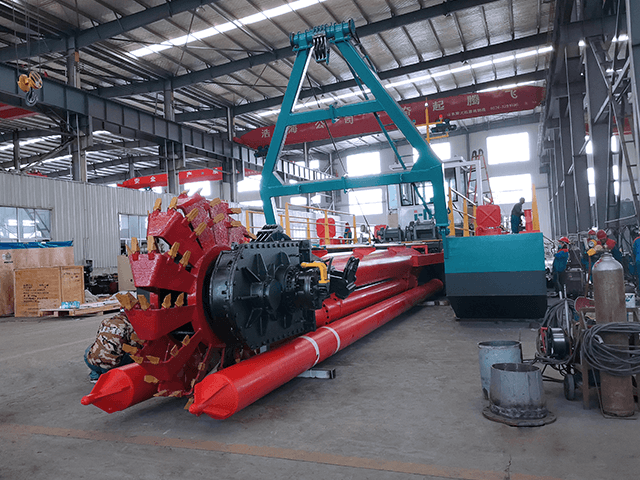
<box><xmin>483</xmin><ymin>363</ymin><xmax>556</xmax><ymax>427</ymax></box>
<box><xmin>477</xmin><ymin>340</ymin><xmax>522</xmax><ymax>399</ymax></box>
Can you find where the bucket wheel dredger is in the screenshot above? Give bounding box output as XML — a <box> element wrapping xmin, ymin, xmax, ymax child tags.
<box><xmin>82</xmin><ymin>193</ymin><xmax>360</xmax><ymax>414</ymax></box>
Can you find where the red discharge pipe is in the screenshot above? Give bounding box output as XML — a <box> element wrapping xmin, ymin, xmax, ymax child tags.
<box><xmin>316</xmin><ymin>278</ymin><xmax>415</xmax><ymax>327</ymax></box>
<box><xmin>81</xmin><ymin>363</ymin><xmax>158</xmax><ymax>413</ymax></box>
<box><xmin>189</xmin><ymin>279</ymin><xmax>443</xmax><ymax>419</ymax></box>
<box><xmin>324</xmin><ymin>248</ymin><xmax>418</xmax><ymax>287</ymax></box>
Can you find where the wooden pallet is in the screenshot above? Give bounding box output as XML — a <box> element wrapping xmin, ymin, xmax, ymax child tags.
<box><xmin>39</xmin><ymin>302</ymin><xmax>120</xmax><ymax>317</ymax></box>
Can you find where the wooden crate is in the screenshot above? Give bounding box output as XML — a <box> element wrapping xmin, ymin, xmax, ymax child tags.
<box><xmin>117</xmin><ymin>255</ymin><xmax>135</xmax><ymax>291</ymax></box>
<box><xmin>0</xmin><ymin>246</ymin><xmax>74</xmax><ymax>316</ymax></box>
<box><xmin>14</xmin><ymin>266</ymin><xmax>84</xmax><ymax>317</ymax></box>
<box><xmin>61</xmin><ymin>266</ymin><xmax>84</xmax><ymax>303</ymax></box>
<box><xmin>0</xmin><ymin>253</ymin><xmax>14</xmax><ymax>316</ymax></box>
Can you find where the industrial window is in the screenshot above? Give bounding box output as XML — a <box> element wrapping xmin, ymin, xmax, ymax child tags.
<box><xmin>347</xmin><ymin>152</ymin><xmax>380</xmax><ymax>177</ymax></box>
<box><xmin>295</xmin><ymin>160</ymin><xmax>320</xmax><ymax>170</ymax></box>
<box><xmin>486</xmin><ymin>132</ymin><xmax>530</xmax><ymax>165</ymax></box>
<box><xmin>413</xmin><ymin>142</ymin><xmax>451</xmax><ymax>162</ymax></box>
<box><xmin>587</xmin><ymin>167</ymin><xmax>619</xmax><ymax>198</ymax></box>
<box><xmin>414</xmin><ymin>182</ymin><xmax>435</xmax><ymax>204</ymax></box>
<box><xmin>184</xmin><ymin>180</ymin><xmax>211</xmax><ymax>197</ymax></box>
<box><xmin>0</xmin><ymin>207</ymin><xmax>51</xmax><ymax>242</ymax></box>
<box><xmin>238</xmin><ymin>175</ymin><xmax>261</xmax><ymax>192</ymax></box>
<box><xmin>119</xmin><ymin>214</ymin><xmax>148</xmax><ymax>242</ymax></box>
<box><xmin>240</xmin><ymin>200</ymin><xmax>264</xmax><ymax>208</ymax></box>
<box><xmin>489</xmin><ymin>174</ymin><xmax>532</xmax><ymax>205</ymax></box>
<box><xmin>349</xmin><ymin>188</ymin><xmax>383</xmax><ymax>216</ymax></box>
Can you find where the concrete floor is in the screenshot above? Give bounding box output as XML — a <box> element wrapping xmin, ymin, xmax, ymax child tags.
<box><xmin>0</xmin><ymin>305</ymin><xmax>637</xmax><ymax>480</ymax></box>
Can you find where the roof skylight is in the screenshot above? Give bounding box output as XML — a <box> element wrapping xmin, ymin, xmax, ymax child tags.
<box><xmin>130</xmin><ymin>0</ymin><xmax>326</xmax><ymax>57</ymax></box>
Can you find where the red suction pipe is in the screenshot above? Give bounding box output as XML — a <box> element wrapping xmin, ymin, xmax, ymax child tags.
<box><xmin>316</xmin><ymin>278</ymin><xmax>415</xmax><ymax>327</ymax></box>
<box><xmin>189</xmin><ymin>279</ymin><xmax>443</xmax><ymax>419</ymax></box>
<box><xmin>81</xmin><ymin>363</ymin><xmax>158</xmax><ymax>413</ymax></box>
<box><xmin>323</xmin><ymin>248</ymin><xmax>418</xmax><ymax>287</ymax></box>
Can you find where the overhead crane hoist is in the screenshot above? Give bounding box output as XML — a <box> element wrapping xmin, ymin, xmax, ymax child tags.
<box><xmin>82</xmin><ymin>19</ymin><xmax>544</xmax><ymax>419</ymax></box>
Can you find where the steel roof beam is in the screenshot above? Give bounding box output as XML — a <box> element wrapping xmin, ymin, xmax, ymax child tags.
<box><xmin>97</xmin><ymin>0</ymin><xmax>500</xmax><ymax>98</ymax></box>
<box><xmin>0</xmin><ymin>128</ymin><xmax>71</xmax><ymax>143</ymax></box>
<box><xmin>0</xmin><ymin>62</ymin><xmax>255</xmax><ymax>167</ymax></box>
<box><xmin>0</xmin><ymin>0</ymin><xmax>224</xmax><ymax>63</ymax></box>
<box><xmin>178</xmin><ymin>16</ymin><xmax>617</xmax><ymax>124</ymax></box>
<box><xmin>295</xmin><ymin>112</ymin><xmax>541</xmax><ymax>152</ymax></box>
<box><xmin>177</xmin><ymin>34</ymin><xmax>548</xmax><ymax>123</ymax></box>
<box><xmin>47</xmin><ymin>155</ymin><xmax>163</xmax><ymax>178</ymax></box>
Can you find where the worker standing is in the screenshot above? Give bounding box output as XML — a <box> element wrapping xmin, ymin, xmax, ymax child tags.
<box><xmin>344</xmin><ymin>222</ymin><xmax>352</xmax><ymax>240</ymax></box>
<box><xmin>596</xmin><ymin>229</ymin><xmax>623</xmax><ymax>263</ymax></box>
<box><xmin>633</xmin><ymin>235</ymin><xmax>640</xmax><ymax>285</ymax></box>
<box><xmin>552</xmin><ymin>237</ymin><xmax>570</xmax><ymax>294</ymax></box>
<box><xmin>84</xmin><ymin>311</ymin><xmax>142</xmax><ymax>383</ymax></box>
<box><xmin>510</xmin><ymin>197</ymin><xmax>526</xmax><ymax>234</ymax></box>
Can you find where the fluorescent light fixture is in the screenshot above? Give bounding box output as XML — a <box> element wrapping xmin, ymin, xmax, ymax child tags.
<box><xmin>492</xmin><ymin>54</ymin><xmax>515</xmax><ymax>65</ymax></box>
<box><xmin>42</xmin><ymin>154</ymin><xmax>72</xmax><ymax>164</ymax></box>
<box><xmin>130</xmin><ymin>0</ymin><xmax>326</xmax><ymax>57</ymax></box>
<box><xmin>257</xmin><ymin>109</ymin><xmax>281</xmax><ymax>117</ymax></box>
<box><xmin>613</xmin><ymin>34</ymin><xmax>629</xmax><ymax>42</ymax></box>
<box><xmin>515</xmin><ymin>50</ymin><xmax>538</xmax><ymax>59</ymax></box>
<box><xmin>241</xmin><ymin>12</ymin><xmax>267</xmax><ymax>25</ymax></box>
<box><xmin>471</xmin><ymin>59</ymin><xmax>493</xmax><ymax>69</ymax></box>
<box><xmin>0</xmin><ymin>135</ymin><xmax>61</xmax><ymax>152</ymax></box>
<box><xmin>449</xmin><ymin>65</ymin><xmax>471</xmax><ymax>74</ymax></box>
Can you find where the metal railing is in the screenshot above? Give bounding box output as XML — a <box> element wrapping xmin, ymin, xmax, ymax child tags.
<box><xmin>284</xmin><ymin>203</ymin><xmax>356</xmax><ymax>245</ymax></box>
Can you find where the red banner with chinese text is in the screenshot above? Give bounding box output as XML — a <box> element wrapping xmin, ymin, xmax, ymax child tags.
<box><xmin>117</xmin><ymin>168</ymin><xmax>222</xmax><ymax>189</ymax></box>
<box><xmin>236</xmin><ymin>86</ymin><xmax>545</xmax><ymax>150</ymax></box>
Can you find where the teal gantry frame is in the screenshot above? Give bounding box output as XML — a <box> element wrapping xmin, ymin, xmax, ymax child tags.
<box><xmin>259</xmin><ymin>20</ymin><xmax>448</xmax><ymax>232</ymax></box>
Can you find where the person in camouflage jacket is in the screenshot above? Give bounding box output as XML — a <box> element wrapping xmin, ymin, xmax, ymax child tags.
<box><xmin>84</xmin><ymin>311</ymin><xmax>142</xmax><ymax>382</ymax></box>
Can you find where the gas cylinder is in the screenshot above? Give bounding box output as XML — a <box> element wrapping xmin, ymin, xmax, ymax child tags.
<box><xmin>592</xmin><ymin>251</ymin><xmax>634</xmax><ymax>416</ymax></box>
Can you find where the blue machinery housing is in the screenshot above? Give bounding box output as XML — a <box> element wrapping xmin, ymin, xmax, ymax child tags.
<box><xmin>260</xmin><ymin>21</ymin><xmax>547</xmax><ymax>319</ymax></box>
<box><xmin>445</xmin><ymin>234</ymin><xmax>548</xmax><ymax>319</ymax></box>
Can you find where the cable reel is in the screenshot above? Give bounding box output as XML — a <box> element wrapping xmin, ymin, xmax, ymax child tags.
<box><xmin>540</xmin><ymin>326</ymin><xmax>570</xmax><ymax>360</ymax></box>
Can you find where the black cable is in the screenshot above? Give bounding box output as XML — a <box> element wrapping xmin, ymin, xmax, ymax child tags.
<box><xmin>535</xmin><ymin>298</ymin><xmax>577</xmax><ymax>370</ymax></box>
<box><xmin>581</xmin><ymin>322</ymin><xmax>640</xmax><ymax>376</ymax></box>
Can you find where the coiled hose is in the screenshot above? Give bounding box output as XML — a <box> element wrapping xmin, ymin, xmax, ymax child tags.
<box><xmin>581</xmin><ymin>322</ymin><xmax>640</xmax><ymax>376</ymax></box>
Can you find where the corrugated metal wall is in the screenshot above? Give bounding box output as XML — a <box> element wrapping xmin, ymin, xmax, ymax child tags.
<box><xmin>0</xmin><ymin>172</ymin><xmax>173</xmax><ymax>272</ymax></box>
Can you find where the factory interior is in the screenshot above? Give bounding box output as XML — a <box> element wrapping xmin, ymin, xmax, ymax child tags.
<box><xmin>1</xmin><ymin>0</ymin><xmax>640</xmax><ymax>478</ymax></box>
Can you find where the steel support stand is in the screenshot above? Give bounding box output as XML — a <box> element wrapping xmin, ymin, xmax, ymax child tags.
<box><xmin>554</xmin><ymin>131</ymin><xmax>569</xmax><ymax>234</ymax></box>
<box><xmin>585</xmin><ymin>43</ymin><xmax>612</xmax><ymax>228</ymax></box>
<box><xmin>71</xmin><ymin>114</ymin><xmax>90</xmax><ymax>182</ymax></box>
<box><xmin>560</xmin><ymin>97</ymin><xmax>578</xmax><ymax>233</ymax></box>
<box><xmin>565</xmin><ymin>50</ymin><xmax>592</xmax><ymax>231</ymax></box>
<box><xmin>12</xmin><ymin>131</ymin><xmax>20</xmax><ymax>170</ymax></box>
<box><xmin>626</xmin><ymin>0</ymin><xmax>640</xmax><ymax>170</ymax></box>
